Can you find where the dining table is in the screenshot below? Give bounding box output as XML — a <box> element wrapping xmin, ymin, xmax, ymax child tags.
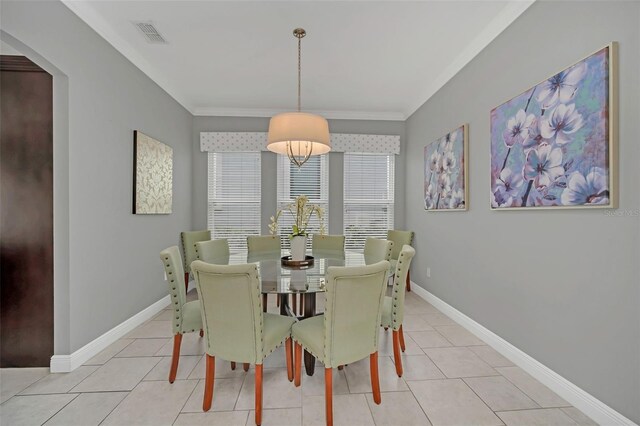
<box><xmin>203</xmin><ymin>248</ymin><xmax>372</xmax><ymax>376</ymax></box>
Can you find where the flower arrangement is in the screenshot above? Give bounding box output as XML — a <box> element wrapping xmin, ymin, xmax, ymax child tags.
<box><xmin>269</xmin><ymin>195</ymin><xmax>325</xmax><ymax>238</ymax></box>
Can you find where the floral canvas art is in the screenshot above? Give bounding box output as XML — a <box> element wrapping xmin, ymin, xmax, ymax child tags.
<box><xmin>490</xmin><ymin>44</ymin><xmax>616</xmax><ymax>209</ymax></box>
<box><xmin>133</xmin><ymin>131</ymin><xmax>173</xmax><ymax>214</ymax></box>
<box><xmin>424</xmin><ymin>124</ymin><xmax>468</xmax><ymax>211</ymax></box>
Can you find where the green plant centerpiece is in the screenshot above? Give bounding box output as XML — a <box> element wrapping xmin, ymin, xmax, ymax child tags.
<box><xmin>269</xmin><ymin>195</ymin><xmax>325</xmax><ymax>260</ymax></box>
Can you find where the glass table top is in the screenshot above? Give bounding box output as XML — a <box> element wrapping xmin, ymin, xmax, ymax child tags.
<box><xmin>203</xmin><ymin>249</ymin><xmax>367</xmax><ymax>294</ymax></box>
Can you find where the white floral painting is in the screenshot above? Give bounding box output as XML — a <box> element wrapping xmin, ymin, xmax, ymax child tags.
<box><xmin>424</xmin><ymin>124</ymin><xmax>468</xmax><ymax>211</ymax></box>
<box><xmin>133</xmin><ymin>131</ymin><xmax>173</xmax><ymax>214</ymax></box>
<box><xmin>490</xmin><ymin>44</ymin><xmax>615</xmax><ymax>209</ymax></box>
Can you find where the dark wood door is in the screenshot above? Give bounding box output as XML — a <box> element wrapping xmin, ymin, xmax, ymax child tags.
<box><xmin>1</xmin><ymin>55</ymin><xmax>54</xmax><ymax>367</ymax></box>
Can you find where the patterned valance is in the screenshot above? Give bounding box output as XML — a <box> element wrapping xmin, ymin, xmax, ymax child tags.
<box><xmin>200</xmin><ymin>132</ymin><xmax>400</xmax><ymax>154</ymax></box>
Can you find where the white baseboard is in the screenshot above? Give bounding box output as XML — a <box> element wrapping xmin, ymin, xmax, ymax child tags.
<box><xmin>409</xmin><ymin>282</ymin><xmax>636</xmax><ymax>426</ymax></box>
<box><xmin>50</xmin><ymin>295</ymin><xmax>170</xmax><ymax>373</ymax></box>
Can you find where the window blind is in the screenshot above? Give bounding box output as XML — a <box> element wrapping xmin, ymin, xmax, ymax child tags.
<box><xmin>344</xmin><ymin>153</ymin><xmax>395</xmax><ymax>251</ymax></box>
<box><xmin>276</xmin><ymin>155</ymin><xmax>329</xmax><ymax>249</ymax></box>
<box><xmin>208</xmin><ymin>152</ymin><xmax>261</xmax><ymax>251</ymax></box>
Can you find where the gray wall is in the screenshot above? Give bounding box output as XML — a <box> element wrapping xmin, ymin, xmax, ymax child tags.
<box><xmin>192</xmin><ymin>117</ymin><xmax>405</xmax><ymax>237</ymax></box>
<box><xmin>405</xmin><ymin>1</ymin><xmax>640</xmax><ymax>422</ymax></box>
<box><xmin>2</xmin><ymin>1</ymin><xmax>193</xmax><ymax>353</ymax></box>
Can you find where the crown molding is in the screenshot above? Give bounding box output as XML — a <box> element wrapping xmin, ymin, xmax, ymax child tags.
<box><xmin>403</xmin><ymin>0</ymin><xmax>536</xmax><ymax>119</ymax></box>
<box><xmin>61</xmin><ymin>0</ymin><xmax>196</xmax><ymax>114</ymax></box>
<box><xmin>192</xmin><ymin>107</ymin><xmax>406</xmax><ymax>121</ymax></box>
<box><xmin>63</xmin><ymin>0</ymin><xmax>535</xmax><ymax>122</ymax></box>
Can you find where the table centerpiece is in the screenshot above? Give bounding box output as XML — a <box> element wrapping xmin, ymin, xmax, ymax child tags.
<box><xmin>269</xmin><ymin>195</ymin><xmax>325</xmax><ymax>260</ymax></box>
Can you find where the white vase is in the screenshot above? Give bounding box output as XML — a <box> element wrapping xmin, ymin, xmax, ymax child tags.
<box><xmin>290</xmin><ymin>235</ymin><xmax>307</xmax><ymax>261</ymax></box>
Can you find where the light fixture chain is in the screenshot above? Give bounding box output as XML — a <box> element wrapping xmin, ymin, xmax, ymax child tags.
<box><xmin>297</xmin><ymin>34</ymin><xmax>301</xmax><ymax>112</ymax></box>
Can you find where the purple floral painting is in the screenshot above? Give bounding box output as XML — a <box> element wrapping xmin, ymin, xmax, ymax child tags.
<box><xmin>490</xmin><ymin>45</ymin><xmax>615</xmax><ymax>209</ymax></box>
<box><xmin>424</xmin><ymin>124</ymin><xmax>467</xmax><ymax>211</ymax></box>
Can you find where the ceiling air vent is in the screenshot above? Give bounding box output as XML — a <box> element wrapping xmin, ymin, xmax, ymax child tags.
<box><xmin>133</xmin><ymin>22</ymin><xmax>168</xmax><ymax>44</ymax></box>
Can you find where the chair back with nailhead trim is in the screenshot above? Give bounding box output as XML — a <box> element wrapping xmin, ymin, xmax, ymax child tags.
<box><xmin>323</xmin><ymin>260</ymin><xmax>389</xmax><ymax>367</ymax></box>
<box><xmin>159</xmin><ymin>246</ymin><xmax>188</xmax><ymax>335</ymax></box>
<box><xmin>311</xmin><ymin>234</ymin><xmax>345</xmax><ymax>251</ymax></box>
<box><xmin>363</xmin><ymin>238</ymin><xmax>393</xmax><ymax>264</ymax></box>
<box><xmin>195</xmin><ymin>239</ymin><xmax>230</xmax><ymax>263</ymax></box>
<box><xmin>247</xmin><ymin>235</ymin><xmax>281</xmax><ymax>254</ymax></box>
<box><xmin>191</xmin><ymin>260</ymin><xmax>264</xmax><ymax>364</ymax></box>
<box><xmin>180</xmin><ymin>230</ymin><xmax>211</xmax><ymax>273</ymax></box>
<box><xmin>386</xmin><ymin>230</ymin><xmax>414</xmax><ymax>261</ymax></box>
<box><xmin>389</xmin><ymin>245</ymin><xmax>416</xmax><ymax>330</ymax></box>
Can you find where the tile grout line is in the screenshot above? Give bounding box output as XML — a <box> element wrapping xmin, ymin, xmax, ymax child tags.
<box><xmin>173</xmin><ymin>378</ymin><xmax>200</xmax><ymax>424</ymax></box>
<box><xmin>233</xmin><ymin>368</ymin><xmax>250</xmax><ymax>411</ymax></box>
<box><xmin>407</xmin><ymin>387</ymin><xmax>436</xmax><ymax>426</ymax></box>
<box><xmin>97</xmin><ymin>391</ymin><xmax>131</xmax><ymax>426</ymax></box>
<box><xmin>495</xmin><ymin>406</ymin><xmax>573</xmax><ymax>413</ymax></box>
<box><xmin>36</xmin><ymin>392</ymin><xmax>80</xmax><ymax>426</ymax></box>
<box><xmin>459</xmin><ymin>377</ymin><xmax>508</xmax><ymax>424</ymax></box>
<box><xmin>418</xmin><ymin>347</ymin><xmax>448</xmax><ymax>379</ymax></box>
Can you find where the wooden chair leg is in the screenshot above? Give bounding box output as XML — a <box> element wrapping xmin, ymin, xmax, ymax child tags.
<box><xmin>231</xmin><ymin>361</ymin><xmax>236</xmax><ymax>370</ymax></box>
<box><xmin>406</xmin><ymin>270</ymin><xmax>411</xmax><ymax>292</ymax></box>
<box><xmin>292</xmin><ymin>295</ymin><xmax>297</xmax><ymax>313</ymax></box>
<box><xmin>262</xmin><ymin>294</ymin><xmax>268</xmax><ymax>313</ymax></box>
<box><xmin>294</xmin><ymin>342</ymin><xmax>302</xmax><ymax>387</ymax></box>
<box><xmin>169</xmin><ymin>333</ymin><xmax>182</xmax><ymax>383</ymax></box>
<box><xmin>370</xmin><ymin>352</ymin><xmax>382</xmax><ymax>404</ymax></box>
<box><xmin>392</xmin><ymin>331</ymin><xmax>403</xmax><ymax>377</ymax></box>
<box><xmin>184</xmin><ymin>272</ymin><xmax>189</xmax><ymax>294</ymax></box>
<box><xmin>255</xmin><ymin>364</ymin><xmax>263</xmax><ymax>426</ymax></box>
<box><xmin>244</xmin><ymin>363</ymin><xmax>250</xmax><ymax>372</ymax></box>
<box><xmin>325</xmin><ymin>367</ymin><xmax>333</xmax><ymax>426</ymax></box>
<box><xmin>399</xmin><ymin>325</ymin><xmax>406</xmax><ymax>352</ymax></box>
<box><xmin>203</xmin><ymin>354</ymin><xmax>215</xmax><ymax>411</ymax></box>
<box><xmin>285</xmin><ymin>338</ymin><xmax>293</xmax><ymax>382</ymax></box>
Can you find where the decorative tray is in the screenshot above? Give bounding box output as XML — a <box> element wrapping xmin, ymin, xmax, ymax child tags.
<box><xmin>281</xmin><ymin>255</ymin><xmax>315</xmax><ymax>268</ymax></box>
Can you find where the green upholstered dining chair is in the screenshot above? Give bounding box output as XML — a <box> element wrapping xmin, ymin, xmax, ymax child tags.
<box><xmin>247</xmin><ymin>235</ymin><xmax>282</xmax><ymax>312</ymax></box>
<box><xmin>363</xmin><ymin>238</ymin><xmax>394</xmax><ymax>264</ymax></box>
<box><xmin>181</xmin><ymin>230</ymin><xmax>211</xmax><ymax>293</ymax></box>
<box><xmin>247</xmin><ymin>235</ymin><xmax>281</xmax><ymax>253</ymax></box>
<box><xmin>380</xmin><ymin>245</ymin><xmax>416</xmax><ymax>377</ymax></box>
<box><xmin>195</xmin><ymin>239</ymin><xmax>230</xmax><ymax>263</ymax></box>
<box><xmin>292</xmin><ymin>260</ymin><xmax>390</xmax><ymax>426</ymax></box>
<box><xmin>386</xmin><ymin>230</ymin><xmax>414</xmax><ymax>292</ymax></box>
<box><xmin>311</xmin><ymin>234</ymin><xmax>345</xmax><ymax>251</ymax></box>
<box><xmin>284</xmin><ymin>234</ymin><xmax>345</xmax><ymax>316</ymax></box>
<box><xmin>159</xmin><ymin>246</ymin><xmax>204</xmax><ymax>383</ymax></box>
<box><xmin>191</xmin><ymin>260</ymin><xmax>295</xmax><ymax>426</ymax></box>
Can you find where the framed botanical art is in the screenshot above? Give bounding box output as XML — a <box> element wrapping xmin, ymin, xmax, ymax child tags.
<box><xmin>133</xmin><ymin>131</ymin><xmax>173</xmax><ymax>214</ymax></box>
<box><xmin>490</xmin><ymin>42</ymin><xmax>617</xmax><ymax>210</ymax></box>
<box><xmin>424</xmin><ymin>124</ymin><xmax>468</xmax><ymax>211</ymax></box>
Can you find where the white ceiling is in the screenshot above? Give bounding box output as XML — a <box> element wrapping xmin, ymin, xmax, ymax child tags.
<box><xmin>63</xmin><ymin>0</ymin><xmax>533</xmax><ymax>120</ymax></box>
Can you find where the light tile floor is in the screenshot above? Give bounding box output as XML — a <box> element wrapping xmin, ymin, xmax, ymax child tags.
<box><xmin>0</xmin><ymin>290</ymin><xmax>597</xmax><ymax>426</ymax></box>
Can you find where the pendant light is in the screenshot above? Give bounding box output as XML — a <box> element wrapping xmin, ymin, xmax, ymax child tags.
<box><xmin>267</xmin><ymin>28</ymin><xmax>331</xmax><ymax>167</ymax></box>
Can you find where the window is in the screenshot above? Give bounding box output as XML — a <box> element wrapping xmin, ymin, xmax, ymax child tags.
<box><xmin>276</xmin><ymin>155</ymin><xmax>329</xmax><ymax>248</ymax></box>
<box><xmin>208</xmin><ymin>152</ymin><xmax>261</xmax><ymax>251</ymax></box>
<box><xmin>343</xmin><ymin>153</ymin><xmax>395</xmax><ymax>251</ymax></box>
